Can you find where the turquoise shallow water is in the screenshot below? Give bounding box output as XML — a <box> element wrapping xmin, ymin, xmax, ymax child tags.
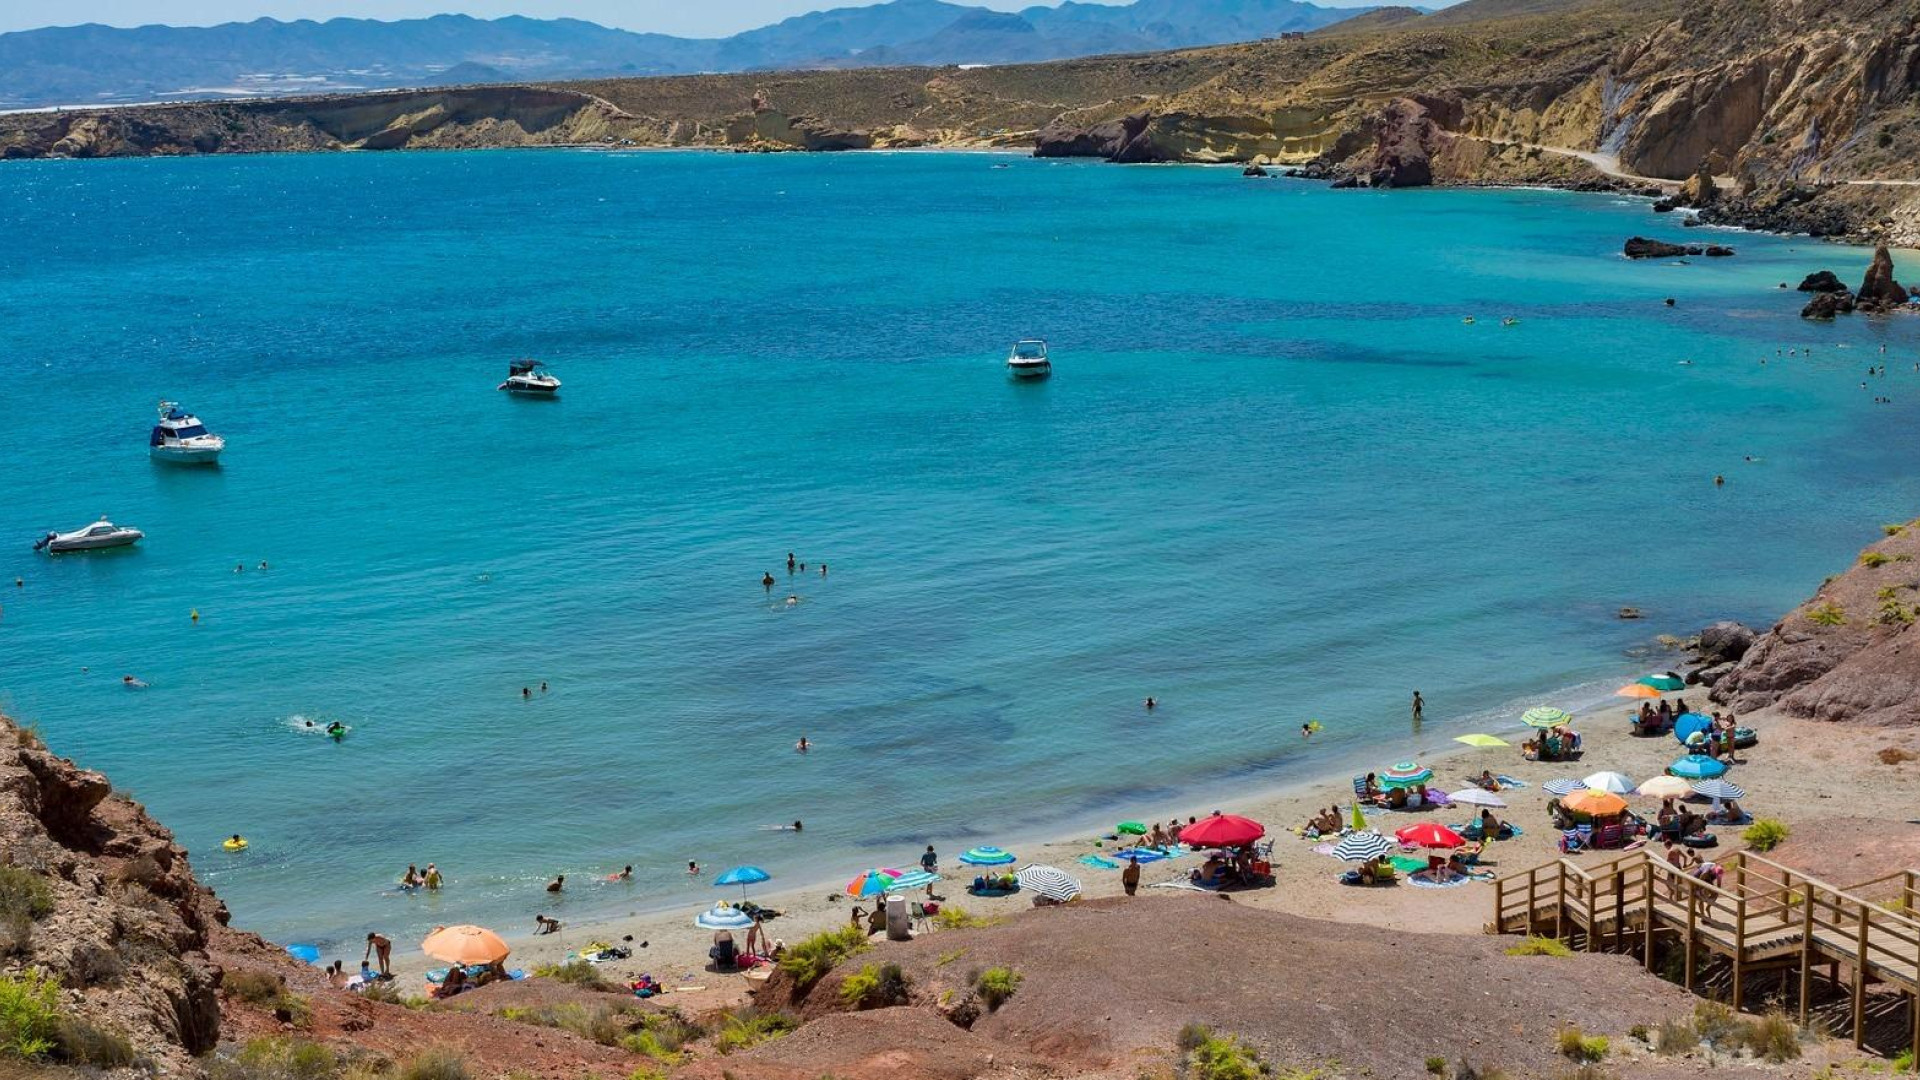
<box><xmin>2</xmin><ymin>149</ymin><xmax>1918</xmax><ymax>949</ymax></box>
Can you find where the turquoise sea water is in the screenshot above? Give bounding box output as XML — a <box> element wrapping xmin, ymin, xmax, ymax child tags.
<box><xmin>2</xmin><ymin>150</ymin><xmax>1918</xmax><ymax>949</ymax></box>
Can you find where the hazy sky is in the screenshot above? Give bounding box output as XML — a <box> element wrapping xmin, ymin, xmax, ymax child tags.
<box><xmin>2</xmin><ymin>0</ymin><xmax>1392</xmax><ymax>37</ymax></box>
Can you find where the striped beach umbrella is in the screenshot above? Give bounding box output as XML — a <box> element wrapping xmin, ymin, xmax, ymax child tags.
<box><xmin>1331</xmin><ymin>832</ymin><xmax>1394</xmax><ymax>862</ymax></box>
<box><xmin>1581</xmin><ymin>771</ymin><xmax>1634</xmax><ymax>795</ymax></box>
<box><xmin>1691</xmin><ymin>779</ymin><xmax>1745</xmax><ymax>801</ymax></box>
<box><xmin>845</xmin><ymin>868</ymin><xmax>903</xmax><ymax>897</ymax></box>
<box><xmin>1379</xmin><ymin>761</ymin><xmax>1434</xmax><ymax>789</ymax></box>
<box><xmin>884</xmin><ymin>870</ymin><xmax>939</xmax><ymax>892</ymax></box>
<box><xmin>1014</xmin><ymin>864</ymin><xmax>1081</xmax><ymax>902</ymax></box>
<box><xmin>1449</xmin><ymin>788</ymin><xmax>1507</xmax><ymax>808</ymax></box>
<box><xmin>1669</xmin><ymin>754</ymin><xmax>1728</xmax><ymax>780</ymax></box>
<box><xmin>1523</xmin><ymin>706</ymin><xmax>1573</xmax><ymax>729</ymax></box>
<box><xmin>958</xmin><ymin>846</ymin><xmax>1017</xmax><ymax>866</ymax></box>
<box><xmin>1543</xmin><ymin>778</ymin><xmax>1585</xmax><ymax>797</ymax></box>
<box><xmin>694</xmin><ymin>903</ymin><xmax>754</xmax><ymax>931</ymax></box>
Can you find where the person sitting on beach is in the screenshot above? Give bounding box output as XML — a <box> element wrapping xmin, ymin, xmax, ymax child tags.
<box><xmin>327</xmin><ymin>961</ymin><xmax>350</xmax><ymax>990</ymax></box>
<box><xmin>1630</xmin><ymin>704</ymin><xmax>1655</xmax><ymax>735</ymax></box>
<box><xmin>1547</xmin><ymin>798</ymin><xmax>1572</xmax><ymax>830</ymax></box>
<box><xmin>709</xmin><ymin>930</ymin><xmax>739</xmax><ymax>970</ymax></box>
<box><xmin>436</xmin><ymin>964</ymin><xmax>467</xmax><ymax>998</ymax></box>
<box><xmin>1476</xmin><ymin>770</ymin><xmax>1501</xmax><ymax>792</ymax></box>
<box><xmin>1384</xmin><ymin>785</ymin><xmax>1409</xmax><ymax>810</ymax></box>
<box><xmin>1656</xmin><ymin>699</ymin><xmax>1673</xmax><ymax>725</ymax></box>
<box><xmin>1656</xmin><ymin>800</ymin><xmax>1679</xmax><ymax>837</ymax></box>
<box><xmin>1708</xmin><ymin>798</ymin><xmax>1745</xmax><ymax>823</ymax></box>
<box><xmin>1362</xmin><ymin>773</ymin><xmax>1385</xmax><ymax>805</ymax></box>
<box><xmin>1477</xmin><ymin>808</ymin><xmax>1507</xmax><ymax>840</ymax></box>
<box><xmin>1190</xmin><ymin>856</ymin><xmax>1226</xmax><ymax>887</ymax></box>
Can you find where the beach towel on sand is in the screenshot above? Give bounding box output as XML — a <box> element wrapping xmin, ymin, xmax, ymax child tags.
<box><xmin>1409</xmin><ymin>870</ymin><xmax>1473</xmax><ymax>889</ymax></box>
<box><xmin>1079</xmin><ymin>855</ymin><xmax>1119</xmax><ymax>869</ymax></box>
<box><xmin>1496</xmin><ymin>776</ymin><xmax>1529</xmax><ymax>788</ymax></box>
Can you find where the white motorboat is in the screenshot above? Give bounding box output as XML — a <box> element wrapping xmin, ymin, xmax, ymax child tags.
<box><xmin>1006</xmin><ymin>339</ymin><xmax>1051</xmax><ymax>379</ymax></box>
<box><xmin>499</xmin><ymin>359</ymin><xmax>561</xmax><ymax>396</ymax></box>
<box><xmin>149</xmin><ymin>401</ymin><xmax>225</xmax><ymax>464</ymax></box>
<box><xmin>34</xmin><ymin>517</ymin><xmax>144</xmax><ymax>553</ymax></box>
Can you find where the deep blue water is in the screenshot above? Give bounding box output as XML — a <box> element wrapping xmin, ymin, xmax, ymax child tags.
<box><xmin>2</xmin><ymin>149</ymin><xmax>1917</xmax><ymax>949</ymax></box>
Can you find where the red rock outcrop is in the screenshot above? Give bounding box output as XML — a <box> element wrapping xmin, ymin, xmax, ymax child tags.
<box><xmin>1712</xmin><ymin>520</ymin><xmax>1920</xmax><ymax>725</ymax></box>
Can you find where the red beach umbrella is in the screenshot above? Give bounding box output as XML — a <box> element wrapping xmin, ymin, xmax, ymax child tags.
<box><xmin>1394</xmin><ymin>822</ymin><xmax>1465</xmax><ymax>850</ymax></box>
<box><xmin>1180</xmin><ymin>814</ymin><xmax>1265</xmax><ymax>848</ymax></box>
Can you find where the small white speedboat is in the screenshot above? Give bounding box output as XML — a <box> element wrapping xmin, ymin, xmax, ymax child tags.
<box><xmin>149</xmin><ymin>401</ymin><xmax>225</xmax><ymax>464</ymax></box>
<box><xmin>499</xmin><ymin>359</ymin><xmax>561</xmax><ymax>396</ymax></box>
<box><xmin>1007</xmin><ymin>339</ymin><xmax>1051</xmax><ymax>379</ymax></box>
<box><xmin>34</xmin><ymin>517</ymin><xmax>144</xmax><ymax>553</ymax></box>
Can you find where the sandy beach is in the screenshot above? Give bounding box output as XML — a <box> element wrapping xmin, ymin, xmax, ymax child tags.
<box><xmin>379</xmin><ymin>688</ymin><xmax>1920</xmax><ymax>997</ymax></box>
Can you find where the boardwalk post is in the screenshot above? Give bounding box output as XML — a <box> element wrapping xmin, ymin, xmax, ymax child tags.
<box><xmin>1495</xmin><ymin>874</ymin><xmax>1505</xmax><ymax>932</ymax></box>
<box><xmin>1555</xmin><ymin>867</ymin><xmax>1566</xmax><ymax>942</ymax></box>
<box><xmin>1734</xmin><ymin>893</ymin><xmax>1748</xmax><ymax>1011</ymax></box>
<box><xmin>1854</xmin><ymin>902</ymin><xmax>1869</xmax><ymax>1049</ymax></box>
<box><xmin>1643</xmin><ymin>860</ymin><xmax>1655</xmax><ymax>972</ymax></box>
<box><xmin>1527</xmin><ymin>870</ymin><xmax>1538</xmax><ymax>936</ymax></box>
<box><xmin>1798</xmin><ymin>882</ymin><xmax>1814</xmax><ymax>1024</ymax></box>
<box><xmin>1613</xmin><ymin>864</ymin><xmax>1625</xmax><ymax>952</ymax></box>
<box><xmin>1685</xmin><ymin>880</ymin><xmax>1697</xmax><ymax>992</ymax></box>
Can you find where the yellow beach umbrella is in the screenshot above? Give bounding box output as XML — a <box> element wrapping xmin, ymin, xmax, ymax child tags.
<box><xmin>1562</xmin><ymin>789</ymin><xmax>1628</xmax><ymax>817</ymax></box>
<box><xmin>420</xmin><ymin>924</ymin><xmax>510</xmax><ymax>966</ymax></box>
<box><xmin>1615</xmin><ymin>683</ymin><xmax>1663</xmax><ymax>699</ymax></box>
<box><xmin>1454</xmin><ymin>734</ymin><xmax>1509</xmax><ymax>748</ymax></box>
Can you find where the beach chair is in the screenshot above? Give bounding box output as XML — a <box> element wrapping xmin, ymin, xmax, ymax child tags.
<box><xmin>909</xmin><ymin>902</ymin><xmax>933</xmax><ymax>933</ymax></box>
<box><xmin>1352</xmin><ymin>776</ymin><xmax>1369</xmax><ymax>799</ymax></box>
<box><xmin>1591</xmin><ymin>823</ymin><xmax>1626</xmax><ymax>850</ymax></box>
<box><xmin>1557</xmin><ymin>828</ymin><xmax>1587</xmax><ymax>854</ymax></box>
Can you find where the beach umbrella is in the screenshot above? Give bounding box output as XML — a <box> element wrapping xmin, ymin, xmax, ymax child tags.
<box><xmin>1448</xmin><ymin>788</ymin><xmax>1507</xmax><ymax>808</ymax></box>
<box><xmin>713</xmin><ymin>865</ymin><xmax>771</xmax><ymax>899</ymax></box>
<box><xmin>1180</xmin><ymin>813</ymin><xmax>1265</xmax><ymax>848</ymax></box>
<box><xmin>1014</xmin><ymin>864</ymin><xmax>1081</xmax><ymax>902</ymax></box>
<box><xmin>1616</xmin><ymin>683</ymin><xmax>1663</xmax><ymax>699</ymax></box>
<box><xmin>845</xmin><ymin>868</ymin><xmax>903</xmax><ymax>897</ymax></box>
<box><xmin>1638</xmin><ymin>775</ymin><xmax>1692</xmax><ymax>798</ymax></box>
<box><xmin>1691</xmin><ymin>779</ymin><xmax>1745</xmax><ymax>801</ymax></box>
<box><xmin>1673</xmin><ymin>713</ymin><xmax>1713</xmax><ymax>746</ymax></box>
<box><xmin>1669</xmin><ymin>754</ymin><xmax>1728</xmax><ymax>780</ymax></box>
<box><xmin>1116</xmin><ymin>822</ymin><xmax>1148</xmax><ymax>835</ymax></box>
<box><xmin>1350</xmin><ymin>803</ymin><xmax>1368</xmax><ymax>832</ymax></box>
<box><xmin>1331</xmin><ymin>832</ymin><xmax>1394</xmax><ymax>862</ymax></box>
<box><xmin>1581</xmin><ymin>771</ymin><xmax>1635</xmax><ymax>795</ymax></box>
<box><xmin>1379</xmin><ymin>761</ymin><xmax>1434</xmax><ymax>789</ymax></box>
<box><xmin>694</xmin><ymin>903</ymin><xmax>755</xmax><ymax>931</ymax></box>
<box><xmin>884</xmin><ymin>870</ymin><xmax>939</xmax><ymax>892</ymax></box>
<box><xmin>1394</xmin><ymin>822</ymin><xmax>1465</xmax><ymax>850</ymax></box>
<box><xmin>1522</xmin><ymin>706</ymin><xmax>1573</xmax><ymax>729</ymax></box>
<box><xmin>1543</xmin><ymin>778</ymin><xmax>1585</xmax><ymax>797</ymax></box>
<box><xmin>1562</xmin><ymin>789</ymin><xmax>1629</xmax><ymax>817</ymax></box>
<box><xmin>285</xmin><ymin>944</ymin><xmax>321</xmax><ymax>965</ymax></box>
<box><xmin>959</xmin><ymin>846</ymin><xmax>1017</xmax><ymax>866</ymax></box>
<box><xmin>420</xmin><ymin>924</ymin><xmax>510</xmax><ymax>966</ymax></box>
<box><xmin>1454</xmin><ymin>734</ymin><xmax>1510</xmax><ymax>748</ymax></box>
<box><xmin>1638</xmin><ymin>673</ymin><xmax>1687</xmax><ymax>691</ymax></box>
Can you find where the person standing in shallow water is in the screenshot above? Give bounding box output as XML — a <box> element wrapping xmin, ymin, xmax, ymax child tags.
<box><xmin>762</xmin><ymin>572</ymin><xmax>775</xmax><ymax>591</ymax></box>
<box><xmin>1412</xmin><ymin>691</ymin><xmax>1424</xmax><ymax>730</ymax></box>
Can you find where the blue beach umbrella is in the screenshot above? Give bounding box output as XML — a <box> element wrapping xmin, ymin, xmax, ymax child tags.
<box><xmin>713</xmin><ymin>865</ymin><xmax>771</xmax><ymax>899</ymax></box>
<box><xmin>1673</xmin><ymin>713</ymin><xmax>1713</xmax><ymax>746</ymax></box>
<box><xmin>959</xmin><ymin>846</ymin><xmax>1017</xmax><ymax>866</ymax></box>
<box><xmin>884</xmin><ymin>869</ymin><xmax>939</xmax><ymax>892</ymax></box>
<box><xmin>1669</xmin><ymin>754</ymin><xmax>1728</xmax><ymax>780</ymax></box>
<box><xmin>694</xmin><ymin>903</ymin><xmax>755</xmax><ymax>931</ymax></box>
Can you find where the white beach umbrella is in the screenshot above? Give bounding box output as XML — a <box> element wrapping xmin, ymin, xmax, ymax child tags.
<box><xmin>1543</xmin><ymin>778</ymin><xmax>1585</xmax><ymax>797</ymax></box>
<box><xmin>1448</xmin><ymin>788</ymin><xmax>1507</xmax><ymax>808</ymax></box>
<box><xmin>1691</xmin><ymin>779</ymin><xmax>1745</xmax><ymax>801</ymax></box>
<box><xmin>1638</xmin><ymin>775</ymin><xmax>1692</xmax><ymax>799</ymax></box>
<box><xmin>1582</xmin><ymin>771</ymin><xmax>1635</xmax><ymax>795</ymax></box>
<box><xmin>1014</xmin><ymin>864</ymin><xmax>1081</xmax><ymax>902</ymax></box>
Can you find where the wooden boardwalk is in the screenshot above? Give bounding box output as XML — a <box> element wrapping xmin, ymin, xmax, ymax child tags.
<box><xmin>1492</xmin><ymin>849</ymin><xmax>1919</xmax><ymax>1062</ymax></box>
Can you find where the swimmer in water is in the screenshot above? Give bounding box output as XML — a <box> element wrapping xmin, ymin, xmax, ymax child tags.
<box><xmin>1714</xmin><ymin>474</ymin><xmax>1725</xmax><ymax>486</ymax></box>
<box><xmin>258</xmin><ymin>560</ymin><xmax>269</xmax><ymax>570</ymax></box>
<box><xmin>191</xmin><ymin>609</ymin><xmax>199</xmax><ymax>623</ymax></box>
<box><xmin>303</xmin><ymin>719</ymin><xmax>316</xmax><ymax>729</ymax></box>
<box><xmin>785</xmin><ymin>595</ymin><xmax>799</xmax><ymax>606</ymax></box>
<box><xmin>522</xmin><ymin>686</ymin><xmax>531</xmax><ymax>699</ymax></box>
<box><xmin>326</xmin><ymin>722</ymin><xmax>345</xmax><ymax>739</ymax></box>
<box><xmin>234</xmin><ymin>563</ymin><xmax>244</xmax><ymax>573</ymax></box>
<box><xmin>762</xmin><ymin>572</ymin><xmax>775</xmax><ymax>591</ymax></box>
<box><xmin>793</xmin><ymin>820</ymin><xmax>803</xmax><ymax>832</ymax></box>
<box><xmin>611</xmin><ymin>865</ymin><xmax>633</xmax><ymax>881</ymax></box>
<box><xmin>820</xmin><ymin>563</ymin><xmax>827</xmax><ymax>576</ymax></box>
<box><xmin>546</xmin><ymin>874</ymin><xmax>564</xmax><ymax>893</ymax></box>
<box><xmin>1144</xmin><ymin>696</ymin><xmax>1157</xmax><ymax>710</ymax></box>
<box><xmin>787</xmin><ymin>552</ymin><xmax>796</xmax><ymax>572</ymax></box>
<box><xmin>796</xmin><ymin>736</ymin><xmax>809</xmax><ymax>753</ymax></box>
<box><xmin>540</xmin><ymin>681</ymin><xmax>548</xmax><ymax>693</ymax></box>
<box><xmin>687</xmin><ymin>861</ymin><xmax>700</xmax><ymax>875</ymax></box>
<box><xmin>122</xmin><ymin>675</ymin><xmax>147</xmax><ymax>689</ymax></box>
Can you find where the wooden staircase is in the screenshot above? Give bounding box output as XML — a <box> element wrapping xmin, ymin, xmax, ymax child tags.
<box><xmin>1492</xmin><ymin>849</ymin><xmax>1920</xmax><ymax>1062</ymax></box>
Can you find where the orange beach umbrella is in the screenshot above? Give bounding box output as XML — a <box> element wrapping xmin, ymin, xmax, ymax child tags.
<box><xmin>1615</xmin><ymin>683</ymin><xmax>1663</xmax><ymax>699</ymax></box>
<box><xmin>420</xmin><ymin>924</ymin><xmax>510</xmax><ymax>966</ymax></box>
<box><xmin>1562</xmin><ymin>789</ymin><xmax>1629</xmax><ymax>817</ymax></box>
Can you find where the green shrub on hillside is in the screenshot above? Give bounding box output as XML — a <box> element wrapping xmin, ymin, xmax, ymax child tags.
<box><xmin>0</xmin><ymin>970</ymin><xmax>61</xmax><ymax>1059</ymax></box>
<box><xmin>776</xmin><ymin>925</ymin><xmax>868</xmax><ymax>986</ymax></box>
<box><xmin>974</xmin><ymin>966</ymin><xmax>1021</xmax><ymax>1010</ymax></box>
<box><xmin>1807</xmin><ymin>602</ymin><xmax>1847</xmax><ymax>627</ymax></box>
<box><xmin>712</xmin><ymin>1009</ymin><xmax>797</xmax><ymax>1055</ymax></box>
<box><xmin>1743</xmin><ymin>819</ymin><xmax>1789</xmax><ymax>852</ymax></box>
<box><xmin>1504</xmin><ymin>936</ymin><xmax>1572</xmax><ymax>957</ymax></box>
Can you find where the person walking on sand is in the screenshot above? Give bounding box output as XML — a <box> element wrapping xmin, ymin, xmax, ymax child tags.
<box><xmin>1121</xmin><ymin>857</ymin><xmax>1141</xmax><ymax>896</ymax></box>
<box><xmin>364</xmin><ymin>932</ymin><xmax>392</xmax><ymax>977</ymax></box>
<box><xmin>920</xmin><ymin>845</ymin><xmax>938</xmax><ymax>875</ymax></box>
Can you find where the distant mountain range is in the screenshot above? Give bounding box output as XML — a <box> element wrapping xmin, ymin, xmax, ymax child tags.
<box><xmin>0</xmin><ymin>0</ymin><xmax>1386</xmax><ymax>109</ymax></box>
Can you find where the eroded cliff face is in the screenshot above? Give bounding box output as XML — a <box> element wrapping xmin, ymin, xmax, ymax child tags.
<box><xmin>1713</xmin><ymin>519</ymin><xmax>1920</xmax><ymax>727</ymax></box>
<box><xmin>0</xmin><ymin>721</ymin><xmax>226</xmax><ymax>1072</ymax></box>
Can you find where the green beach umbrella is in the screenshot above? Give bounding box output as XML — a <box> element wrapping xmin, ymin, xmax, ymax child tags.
<box><xmin>1379</xmin><ymin>761</ymin><xmax>1434</xmax><ymax>789</ymax></box>
<box><xmin>1350</xmin><ymin>803</ymin><xmax>1367</xmax><ymax>832</ymax></box>
<box><xmin>1638</xmin><ymin>673</ymin><xmax>1687</xmax><ymax>692</ymax></box>
<box><xmin>1522</xmin><ymin>706</ymin><xmax>1573</xmax><ymax>729</ymax></box>
<box><xmin>1116</xmin><ymin>822</ymin><xmax>1147</xmax><ymax>835</ymax></box>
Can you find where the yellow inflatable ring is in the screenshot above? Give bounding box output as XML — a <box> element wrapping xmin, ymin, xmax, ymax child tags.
<box><xmin>223</xmin><ymin>838</ymin><xmax>248</xmax><ymax>851</ymax></box>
